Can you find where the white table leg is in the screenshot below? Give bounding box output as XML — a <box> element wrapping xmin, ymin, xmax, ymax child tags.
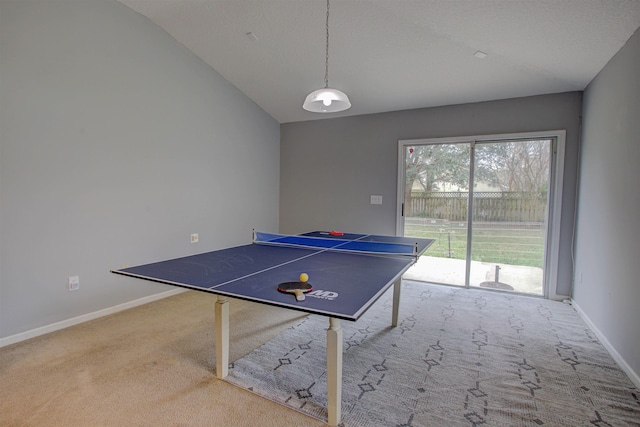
<box><xmin>326</xmin><ymin>317</ymin><xmax>343</xmax><ymax>426</ymax></box>
<box><xmin>215</xmin><ymin>296</ymin><xmax>229</xmax><ymax>379</ymax></box>
<box><xmin>392</xmin><ymin>279</ymin><xmax>402</xmax><ymax>327</ymax></box>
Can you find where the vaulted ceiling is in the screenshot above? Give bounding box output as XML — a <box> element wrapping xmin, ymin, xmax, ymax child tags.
<box><xmin>118</xmin><ymin>0</ymin><xmax>640</xmax><ymax>123</ymax></box>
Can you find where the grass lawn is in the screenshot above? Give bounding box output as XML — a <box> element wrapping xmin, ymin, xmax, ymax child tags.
<box><xmin>405</xmin><ymin>218</ymin><xmax>545</xmax><ymax>268</ymax></box>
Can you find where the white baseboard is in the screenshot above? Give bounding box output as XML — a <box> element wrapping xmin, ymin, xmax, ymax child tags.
<box><xmin>571</xmin><ymin>300</ymin><xmax>640</xmax><ymax>389</ymax></box>
<box><xmin>0</xmin><ymin>289</ymin><xmax>186</xmax><ymax>349</ymax></box>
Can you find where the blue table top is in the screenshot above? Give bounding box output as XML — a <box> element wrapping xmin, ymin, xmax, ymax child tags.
<box><xmin>112</xmin><ymin>231</ymin><xmax>434</xmax><ymax>320</ymax></box>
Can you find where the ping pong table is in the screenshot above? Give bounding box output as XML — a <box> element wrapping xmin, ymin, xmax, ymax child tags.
<box><xmin>111</xmin><ymin>231</ymin><xmax>433</xmax><ymax>426</ymax></box>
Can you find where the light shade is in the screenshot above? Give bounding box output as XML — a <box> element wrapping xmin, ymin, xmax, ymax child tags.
<box><xmin>303</xmin><ymin>87</ymin><xmax>351</xmax><ymax>113</ymax></box>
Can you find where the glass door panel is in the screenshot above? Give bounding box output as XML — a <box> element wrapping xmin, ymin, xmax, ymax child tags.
<box><xmin>402</xmin><ymin>143</ymin><xmax>470</xmax><ymax>287</ymax></box>
<box><xmin>469</xmin><ymin>140</ymin><xmax>551</xmax><ymax>295</ymax></box>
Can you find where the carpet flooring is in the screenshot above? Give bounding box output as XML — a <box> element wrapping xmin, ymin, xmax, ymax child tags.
<box><xmin>0</xmin><ymin>291</ymin><xmax>324</xmax><ymax>427</ymax></box>
<box><xmin>226</xmin><ymin>281</ymin><xmax>640</xmax><ymax>426</ymax></box>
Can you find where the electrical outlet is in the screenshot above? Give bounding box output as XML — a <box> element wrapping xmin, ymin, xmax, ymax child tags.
<box><xmin>191</xmin><ymin>233</ymin><xmax>199</xmax><ymax>243</ymax></box>
<box><xmin>370</xmin><ymin>195</ymin><xmax>383</xmax><ymax>205</ymax></box>
<box><xmin>68</xmin><ymin>276</ymin><xmax>80</xmax><ymax>291</ymax></box>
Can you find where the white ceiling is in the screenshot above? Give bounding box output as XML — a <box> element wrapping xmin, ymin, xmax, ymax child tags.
<box><xmin>117</xmin><ymin>0</ymin><xmax>640</xmax><ymax>124</ymax></box>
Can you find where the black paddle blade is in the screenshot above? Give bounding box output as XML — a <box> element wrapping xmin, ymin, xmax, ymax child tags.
<box><xmin>277</xmin><ymin>282</ymin><xmax>312</xmax><ymax>301</ymax></box>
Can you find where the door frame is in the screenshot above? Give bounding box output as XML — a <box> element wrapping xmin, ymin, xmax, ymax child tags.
<box><xmin>396</xmin><ymin>130</ymin><xmax>566</xmax><ymax>300</ymax></box>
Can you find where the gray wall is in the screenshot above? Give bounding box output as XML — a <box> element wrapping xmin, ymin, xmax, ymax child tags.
<box><xmin>573</xmin><ymin>28</ymin><xmax>640</xmax><ymax>380</ymax></box>
<box><xmin>0</xmin><ymin>0</ymin><xmax>280</xmax><ymax>339</ymax></box>
<box><xmin>281</xmin><ymin>92</ymin><xmax>582</xmax><ymax>296</ymax></box>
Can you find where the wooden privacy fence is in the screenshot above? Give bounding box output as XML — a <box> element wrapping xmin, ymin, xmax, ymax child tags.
<box><xmin>409</xmin><ymin>191</ymin><xmax>547</xmax><ymax>222</ymax></box>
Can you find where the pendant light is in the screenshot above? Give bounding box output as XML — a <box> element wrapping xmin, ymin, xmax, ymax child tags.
<box><xmin>303</xmin><ymin>0</ymin><xmax>351</xmax><ymax>113</ymax></box>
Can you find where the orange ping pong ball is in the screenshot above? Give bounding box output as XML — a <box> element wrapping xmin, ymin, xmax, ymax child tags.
<box><xmin>299</xmin><ymin>273</ymin><xmax>309</xmax><ymax>283</ymax></box>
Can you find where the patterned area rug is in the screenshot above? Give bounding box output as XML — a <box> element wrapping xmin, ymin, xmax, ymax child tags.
<box><xmin>226</xmin><ymin>281</ymin><xmax>640</xmax><ymax>426</ymax></box>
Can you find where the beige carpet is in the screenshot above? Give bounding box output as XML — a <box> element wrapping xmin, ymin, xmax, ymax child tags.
<box><xmin>0</xmin><ymin>291</ymin><xmax>324</xmax><ymax>426</ymax></box>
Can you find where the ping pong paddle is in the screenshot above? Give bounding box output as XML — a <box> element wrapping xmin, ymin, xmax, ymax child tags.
<box><xmin>329</xmin><ymin>231</ymin><xmax>344</xmax><ymax>236</ymax></box>
<box><xmin>278</xmin><ymin>281</ymin><xmax>312</xmax><ymax>301</ymax></box>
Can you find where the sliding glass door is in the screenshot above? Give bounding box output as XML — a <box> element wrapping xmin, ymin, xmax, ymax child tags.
<box><xmin>399</xmin><ymin>135</ymin><xmax>556</xmax><ymax>296</ymax></box>
<box><xmin>469</xmin><ymin>139</ymin><xmax>551</xmax><ymax>294</ymax></box>
<box><xmin>402</xmin><ymin>143</ymin><xmax>470</xmax><ymax>287</ymax></box>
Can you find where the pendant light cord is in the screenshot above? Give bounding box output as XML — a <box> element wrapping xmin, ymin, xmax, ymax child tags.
<box><xmin>324</xmin><ymin>0</ymin><xmax>330</xmax><ymax>88</ymax></box>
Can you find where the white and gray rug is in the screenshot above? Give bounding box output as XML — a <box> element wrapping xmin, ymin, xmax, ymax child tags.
<box><xmin>226</xmin><ymin>281</ymin><xmax>640</xmax><ymax>426</ymax></box>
